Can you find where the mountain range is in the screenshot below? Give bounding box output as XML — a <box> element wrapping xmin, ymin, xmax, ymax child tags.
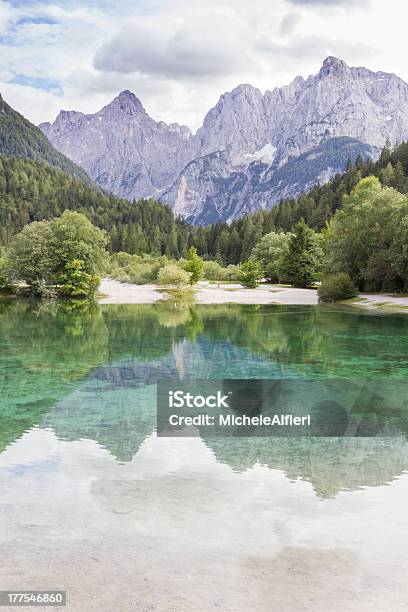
<box><xmin>39</xmin><ymin>56</ymin><xmax>408</xmax><ymax>224</ymax></box>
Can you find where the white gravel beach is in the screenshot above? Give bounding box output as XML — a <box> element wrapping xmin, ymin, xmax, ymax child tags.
<box><xmin>99</xmin><ymin>279</ymin><xmax>319</xmax><ymax>305</ymax></box>
<box><xmin>98</xmin><ymin>278</ymin><xmax>408</xmax><ymax>309</ymax></box>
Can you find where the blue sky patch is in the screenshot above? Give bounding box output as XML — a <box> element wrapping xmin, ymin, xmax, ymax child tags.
<box><xmin>10</xmin><ymin>74</ymin><xmax>63</xmax><ymax>95</ymax></box>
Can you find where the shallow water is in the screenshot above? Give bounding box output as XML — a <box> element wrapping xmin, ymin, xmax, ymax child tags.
<box><xmin>1</xmin><ymin>300</ymin><xmax>408</xmax><ymax>611</ymax></box>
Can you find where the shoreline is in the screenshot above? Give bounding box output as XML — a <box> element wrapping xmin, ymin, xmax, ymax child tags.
<box><xmin>98</xmin><ymin>279</ymin><xmax>318</xmax><ymax>305</ymax></box>
<box><xmin>98</xmin><ymin>278</ymin><xmax>408</xmax><ymax>309</ymax></box>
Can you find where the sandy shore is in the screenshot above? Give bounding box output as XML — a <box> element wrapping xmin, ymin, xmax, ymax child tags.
<box><xmin>99</xmin><ymin>279</ymin><xmax>318</xmax><ymax>305</ymax></box>
<box><xmin>195</xmin><ymin>281</ymin><xmax>318</xmax><ymax>304</ymax></box>
<box><xmin>99</xmin><ymin>278</ymin><xmax>165</xmax><ymax>303</ymax></box>
<box><xmin>99</xmin><ymin>278</ymin><xmax>408</xmax><ymax>309</ymax></box>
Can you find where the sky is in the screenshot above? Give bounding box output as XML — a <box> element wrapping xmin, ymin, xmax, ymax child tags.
<box><xmin>0</xmin><ymin>0</ymin><xmax>407</xmax><ymax>131</ymax></box>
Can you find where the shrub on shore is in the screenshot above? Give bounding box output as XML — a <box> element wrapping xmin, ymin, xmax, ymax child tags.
<box><xmin>238</xmin><ymin>259</ymin><xmax>263</xmax><ymax>289</ymax></box>
<box><xmin>108</xmin><ymin>253</ymin><xmax>170</xmax><ymax>285</ymax></box>
<box><xmin>202</xmin><ymin>261</ymin><xmax>240</xmax><ymax>281</ymax></box>
<box><xmin>183</xmin><ymin>247</ymin><xmax>204</xmax><ymax>285</ymax></box>
<box><xmin>318</xmin><ymin>272</ymin><xmax>358</xmax><ymax>302</ymax></box>
<box><xmin>157</xmin><ymin>264</ymin><xmax>192</xmax><ymax>287</ymax></box>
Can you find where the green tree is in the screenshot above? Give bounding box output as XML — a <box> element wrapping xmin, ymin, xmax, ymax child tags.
<box><xmin>5</xmin><ymin>220</ymin><xmax>54</xmax><ymax>296</ymax></box>
<box><xmin>238</xmin><ymin>259</ymin><xmax>263</xmax><ymax>289</ymax></box>
<box><xmin>57</xmin><ymin>259</ymin><xmax>100</xmax><ymax>298</ymax></box>
<box><xmin>379</xmin><ymin>162</ymin><xmax>395</xmax><ymax>186</ymax></box>
<box><xmin>0</xmin><ymin>247</ymin><xmax>10</xmax><ymax>290</ymax></box>
<box><xmin>286</xmin><ymin>219</ymin><xmax>323</xmax><ymax>288</ymax></box>
<box><xmin>251</xmin><ymin>232</ymin><xmax>291</xmax><ymax>283</ymax></box>
<box><xmin>184</xmin><ymin>246</ymin><xmax>204</xmax><ymax>285</ymax></box>
<box><xmin>5</xmin><ymin>212</ymin><xmax>108</xmax><ymax>297</ymax></box>
<box><xmin>325</xmin><ymin>177</ymin><xmax>407</xmax><ymax>291</ymax></box>
<box><xmin>49</xmin><ymin>210</ymin><xmax>108</xmax><ymax>275</ymax></box>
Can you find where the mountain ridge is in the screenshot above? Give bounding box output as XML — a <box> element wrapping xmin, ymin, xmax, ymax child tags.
<box><xmin>39</xmin><ymin>57</ymin><xmax>408</xmax><ymax>223</ymax></box>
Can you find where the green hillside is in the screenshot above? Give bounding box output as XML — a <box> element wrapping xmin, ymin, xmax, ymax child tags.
<box><xmin>0</xmin><ymin>94</ymin><xmax>94</xmax><ymax>187</ymax></box>
<box><xmin>2</xmin><ymin>142</ymin><xmax>408</xmax><ymax>264</ymax></box>
<box><xmin>0</xmin><ymin>155</ymin><xmax>193</xmax><ymax>255</ymax></box>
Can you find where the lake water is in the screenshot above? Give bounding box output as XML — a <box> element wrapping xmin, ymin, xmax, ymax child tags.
<box><xmin>1</xmin><ymin>300</ymin><xmax>408</xmax><ymax>611</ymax></box>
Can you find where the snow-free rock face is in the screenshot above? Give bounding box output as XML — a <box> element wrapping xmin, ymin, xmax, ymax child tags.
<box><xmin>40</xmin><ymin>58</ymin><xmax>408</xmax><ymax>222</ymax></box>
<box><xmin>196</xmin><ymin>84</ymin><xmax>269</xmax><ymax>156</ymax></box>
<box><xmin>40</xmin><ymin>90</ymin><xmax>194</xmax><ymax>199</ymax></box>
<box><xmin>263</xmin><ymin>56</ymin><xmax>408</xmax><ymax>161</ymax></box>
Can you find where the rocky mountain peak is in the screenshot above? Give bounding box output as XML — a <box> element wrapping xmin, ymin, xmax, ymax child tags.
<box><xmin>230</xmin><ymin>83</ymin><xmax>263</xmax><ymax>98</ymax></box>
<box><xmin>104</xmin><ymin>90</ymin><xmax>146</xmax><ymax>116</ymax></box>
<box><xmin>39</xmin><ymin>57</ymin><xmax>408</xmax><ymax>223</ymax></box>
<box><xmin>52</xmin><ymin>109</ymin><xmax>85</xmax><ymax>130</ymax></box>
<box><xmin>198</xmin><ymin>83</ymin><xmax>266</xmax><ymax>155</ymax></box>
<box><xmin>319</xmin><ymin>56</ymin><xmax>349</xmax><ymax>77</ymax></box>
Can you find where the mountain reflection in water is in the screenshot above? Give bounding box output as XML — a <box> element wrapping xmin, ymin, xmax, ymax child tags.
<box><xmin>1</xmin><ymin>299</ymin><xmax>408</xmax><ymax>499</ymax></box>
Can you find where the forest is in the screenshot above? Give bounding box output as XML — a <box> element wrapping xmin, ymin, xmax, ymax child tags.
<box><xmin>2</xmin><ymin>140</ymin><xmax>408</xmax><ymax>300</ymax></box>
<box><xmin>0</xmin><ymin>143</ymin><xmax>408</xmax><ymax>265</ymax></box>
<box><xmin>2</xmin><ymin>142</ymin><xmax>408</xmax><ymax>266</ymax></box>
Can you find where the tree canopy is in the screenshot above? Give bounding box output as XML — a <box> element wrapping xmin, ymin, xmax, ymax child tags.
<box><xmin>325</xmin><ymin>177</ymin><xmax>408</xmax><ymax>291</ymax></box>
<box><xmin>5</xmin><ymin>211</ymin><xmax>108</xmax><ymax>297</ymax></box>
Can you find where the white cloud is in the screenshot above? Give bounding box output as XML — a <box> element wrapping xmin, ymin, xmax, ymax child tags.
<box><xmin>0</xmin><ymin>0</ymin><xmax>407</xmax><ymax>131</ymax></box>
<box><xmin>279</xmin><ymin>12</ymin><xmax>302</xmax><ymax>36</ymax></box>
<box><xmin>94</xmin><ymin>12</ymin><xmax>256</xmax><ymax>79</ymax></box>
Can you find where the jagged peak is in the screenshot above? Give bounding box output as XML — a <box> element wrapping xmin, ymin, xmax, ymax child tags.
<box><xmin>54</xmin><ymin>109</ymin><xmax>85</xmax><ymax>125</ymax></box>
<box><xmin>319</xmin><ymin>56</ymin><xmax>349</xmax><ymax>77</ymax></box>
<box><xmin>230</xmin><ymin>83</ymin><xmax>262</xmax><ymax>97</ymax></box>
<box><xmin>117</xmin><ymin>89</ymin><xmax>139</xmax><ymax>101</ymax></box>
<box><xmin>107</xmin><ymin>90</ymin><xmax>146</xmax><ymax>114</ymax></box>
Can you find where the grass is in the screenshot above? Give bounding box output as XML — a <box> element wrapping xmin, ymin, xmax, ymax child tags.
<box><xmin>206</xmin><ymin>280</ymin><xmax>238</xmax><ymax>285</ymax></box>
<box><xmin>345</xmin><ymin>295</ymin><xmax>408</xmax><ymax>313</ymax></box>
<box><xmin>374</xmin><ymin>302</ymin><xmax>408</xmax><ymax>311</ymax></box>
<box><xmin>344</xmin><ymin>296</ymin><xmax>368</xmax><ymax>303</ymax></box>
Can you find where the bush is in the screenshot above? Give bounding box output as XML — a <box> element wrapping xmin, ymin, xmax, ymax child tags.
<box><xmin>111</xmin><ymin>252</ymin><xmax>135</xmax><ymax>268</ymax></box>
<box><xmin>157</xmin><ymin>264</ymin><xmax>191</xmax><ymax>287</ymax></box>
<box><xmin>203</xmin><ymin>261</ymin><xmax>222</xmax><ymax>280</ymax></box>
<box><xmin>58</xmin><ymin>259</ymin><xmax>100</xmax><ymax>298</ymax></box>
<box><xmin>184</xmin><ymin>247</ymin><xmax>204</xmax><ymax>284</ymax></box>
<box><xmin>108</xmin><ymin>253</ymin><xmax>170</xmax><ymax>285</ymax></box>
<box><xmin>238</xmin><ymin>260</ymin><xmax>263</xmax><ymax>289</ymax></box>
<box><xmin>224</xmin><ymin>265</ymin><xmax>240</xmax><ymax>281</ymax></box>
<box><xmin>127</xmin><ymin>263</ymin><xmax>156</xmax><ymax>284</ymax></box>
<box><xmin>202</xmin><ymin>261</ymin><xmax>240</xmax><ymax>281</ymax></box>
<box><xmin>318</xmin><ymin>272</ymin><xmax>358</xmax><ymax>303</ymax></box>
<box><xmin>112</xmin><ymin>268</ymin><xmax>130</xmax><ymax>283</ymax></box>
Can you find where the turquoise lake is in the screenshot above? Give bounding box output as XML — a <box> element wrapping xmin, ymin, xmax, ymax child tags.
<box><xmin>1</xmin><ymin>300</ymin><xmax>408</xmax><ymax>611</ymax></box>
